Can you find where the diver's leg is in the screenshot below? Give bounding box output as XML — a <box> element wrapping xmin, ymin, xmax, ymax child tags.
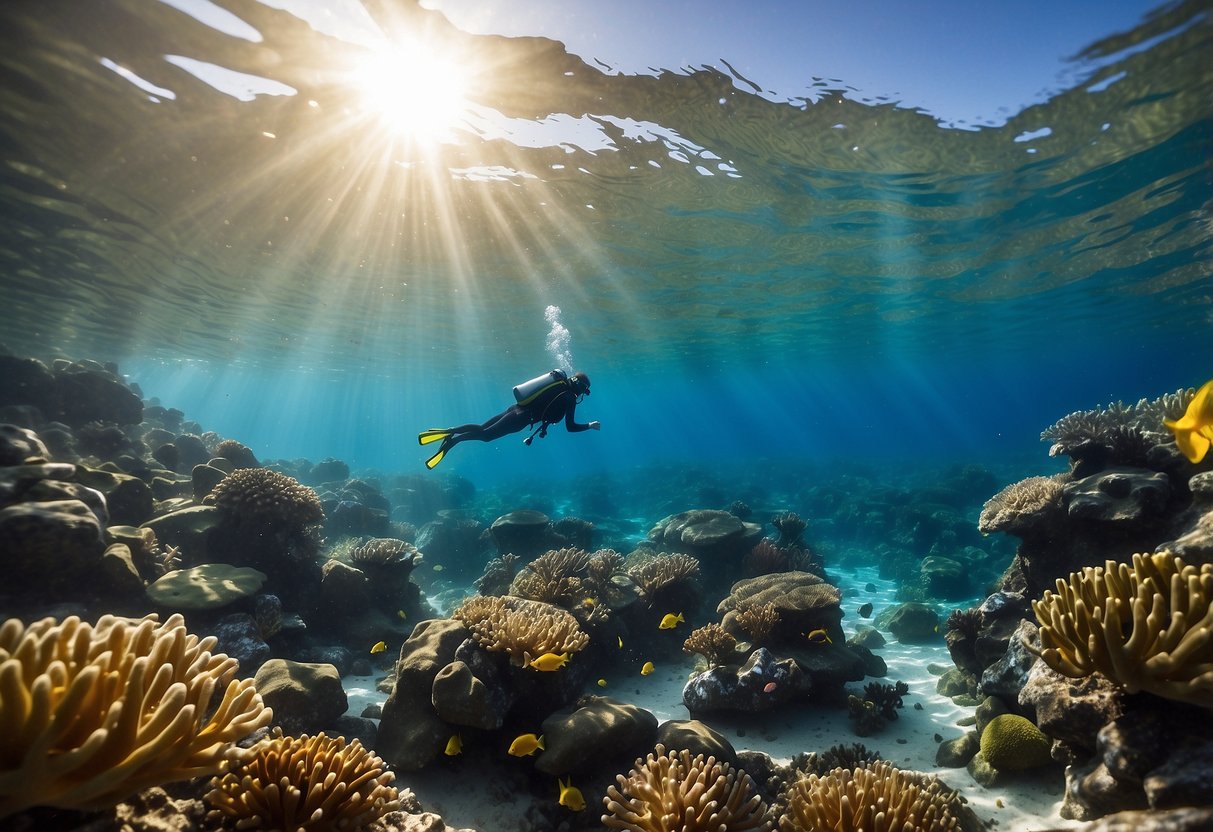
<box><xmin>466</xmin><ymin>406</ymin><xmax>531</xmax><ymax>442</ymax></box>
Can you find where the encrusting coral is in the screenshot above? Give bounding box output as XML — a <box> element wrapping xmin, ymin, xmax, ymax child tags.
<box><xmin>0</xmin><ymin>613</ymin><xmax>272</xmax><ymax>816</ymax></box>
<box><xmin>780</xmin><ymin>761</ymin><xmax>961</xmax><ymax>832</ymax></box>
<box><xmin>683</xmin><ymin>623</ymin><xmax>737</xmax><ymax>667</ymax></box>
<box><xmin>452</xmin><ymin>595</ymin><xmax>589</xmax><ymax>667</ymax></box>
<box><xmin>1028</xmin><ymin>552</ymin><xmax>1213</xmax><ymax>708</ymax></box>
<box><xmin>205</xmin><ymin>729</ymin><xmax>400</xmax><ymax>832</ymax></box>
<box><xmin>603</xmin><ymin>744</ymin><xmax>770</xmax><ymax>832</ymax></box>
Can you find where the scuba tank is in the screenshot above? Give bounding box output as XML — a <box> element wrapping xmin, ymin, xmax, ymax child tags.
<box><xmin>513</xmin><ymin>369</ymin><xmax>568</xmax><ymax>406</ymax></box>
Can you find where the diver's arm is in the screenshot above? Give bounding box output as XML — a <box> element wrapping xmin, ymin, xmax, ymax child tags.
<box><xmin>563</xmin><ymin>401</ymin><xmax>599</xmax><ymax>432</ymax></box>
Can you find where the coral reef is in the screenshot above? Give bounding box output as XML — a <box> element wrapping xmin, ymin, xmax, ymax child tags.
<box><xmin>978</xmin><ymin>474</ymin><xmax>1068</xmax><ymax>537</ymax></box>
<box><xmin>474</xmin><ymin>553</ymin><xmax>519</xmax><ymax>596</ymax></box>
<box><xmin>683</xmin><ymin>623</ymin><xmax>737</xmax><ymax>667</ymax></box>
<box><xmin>846</xmin><ymin>681</ymin><xmax>909</xmax><ymax>736</ymax></box>
<box><xmin>735</xmin><ymin>602</ymin><xmax>780</xmax><ymax>645</ymax></box>
<box><xmin>0</xmin><ymin>613</ymin><xmax>272</xmax><ymax>816</ymax></box>
<box><xmin>510</xmin><ymin>546</ymin><xmax>592</xmax><ymax>606</ymax></box>
<box><xmin>780</xmin><ymin>761</ymin><xmax>961</xmax><ymax>832</ymax></box>
<box><xmin>979</xmin><ymin>714</ymin><xmax>1052</xmax><ymax>772</ymax></box>
<box><xmin>1029</xmin><ymin>552</ymin><xmax>1213</xmax><ymax>708</ymax></box>
<box><xmin>452</xmin><ymin>595</ymin><xmax>589</xmax><ymax>667</ymax></box>
<box><xmin>206</xmin><ymin>467</ymin><xmax>324</xmax><ymax>530</ymax></box>
<box><xmin>1041</xmin><ymin>388</ymin><xmax>1195</xmax><ymax>472</ymax></box>
<box><xmin>350</xmin><ymin>537</ymin><xmax>422</xmax><ymax>571</ymax></box>
<box><xmin>771</xmin><ymin>511</ymin><xmax>807</xmax><ymax>547</ymax></box>
<box><xmin>602</xmin><ymin>744</ymin><xmax>770</xmax><ymax>832</ymax></box>
<box><xmin>205</xmin><ymin>730</ymin><xmax>399</xmax><ymax>832</ymax></box>
<box><xmin>795</xmin><ymin>744</ymin><xmax>881</xmax><ymax>777</ymax></box>
<box><xmin>627</xmin><ymin>552</ymin><xmax>703</xmax><ymax>609</ymax></box>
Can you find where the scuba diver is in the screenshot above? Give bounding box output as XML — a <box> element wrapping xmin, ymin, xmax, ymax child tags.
<box><xmin>418</xmin><ymin>369</ymin><xmax>599</xmax><ymax>469</ymax></box>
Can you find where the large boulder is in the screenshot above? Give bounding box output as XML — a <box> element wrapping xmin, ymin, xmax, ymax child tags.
<box><xmin>253</xmin><ymin>659</ymin><xmax>348</xmax><ymax>734</ymax></box>
<box><xmin>682</xmin><ymin>647</ymin><xmax>809</xmax><ymax>714</ymax></box>
<box><xmin>1063</xmin><ymin>467</ymin><xmax>1171</xmax><ymax>527</ymax></box>
<box><xmin>376</xmin><ymin>619</ymin><xmax>470</xmax><ymax>772</ymax></box>
<box><xmin>535</xmin><ymin>696</ymin><xmax>658</xmax><ymax>776</ymax></box>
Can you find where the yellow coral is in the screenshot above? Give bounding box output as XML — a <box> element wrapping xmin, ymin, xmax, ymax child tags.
<box><xmin>205</xmin><ymin>730</ymin><xmax>399</xmax><ymax>831</ymax></box>
<box><xmin>979</xmin><ymin>714</ymin><xmax>1051</xmax><ymax>771</ymax></box>
<box><xmin>1029</xmin><ymin>552</ymin><xmax>1213</xmax><ymax>708</ymax></box>
<box><xmin>603</xmin><ymin>744</ymin><xmax>770</xmax><ymax>832</ymax></box>
<box><xmin>780</xmin><ymin>762</ymin><xmax>960</xmax><ymax>832</ymax></box>
<box><xmin>0</xmin><ymin>613</ymin><xmax>272</xmax><ymax>816</ymax></box>
<box><xmin>452</xmin><ymin>595</ymin><xmax>589</xmax><ymax>667</ymax></box>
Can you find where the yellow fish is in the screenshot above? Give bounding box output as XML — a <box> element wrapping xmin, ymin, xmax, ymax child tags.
<box><xmin>529</xmin><ymin>652</ymin><xmax>570</xmax><ymax>672</ymax></box>
<box><xmin>597</xmin><ymin>678</ymin><xmax>608</xmax><ymax>687</ymax></box>
<box><xmin>641</xmin><ymin>661</ymin><xmax>655</xmax><ymax>676</ymax></box>
<box><xmin>370</xmin><ymin>640</ymin><xmax>388</xmax><ymax>654</ymax></box>
<box><xmin>1165</xmin><ymin>379</ymin><xmax>1213</xmax><ymax>463</ymax></box>
<box><xmin>557</xmin><ymin>776</ymin><xmax>586</xmax><ymax>812</ymax></box>
<box><xmin>659</xmin><ymin>612</ymin><xmax>685</xmax><ymax>630</ymax></box>
<box><xmin>444</xmin><ymin>734</ymin><xmax>462</xmax><ymax>756</ymax></box>
<box><xmin>617</xmin><ymin>636</ymin><xmax>623</xmax><ymax>649</ymax></box>
<box><xmin>804</xmin><ymin>628</ymin><xmax>832</xmax><ymax>645</ymax></box>
<box><xmin>583</xmin><ymin>597</ymin><xmax>598</xmax><ymax>607</ymax></box>
<box><xmin>508</xmin><ymin>733</ymin><xmax>545</xmax><ymax>757</ymax></box>
<box><xmin>397</xmin><ymin>610</ymin><xmax>407</xmax><ymax>620</ymax></box>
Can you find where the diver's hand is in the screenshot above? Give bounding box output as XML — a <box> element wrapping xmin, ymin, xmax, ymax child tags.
<box><xmin>589</xmin><ymin>421</ymin><xmax>601</xmax><ymax>430</ymax></box>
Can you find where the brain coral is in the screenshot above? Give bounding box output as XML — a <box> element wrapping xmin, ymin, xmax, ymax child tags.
<box><xmin>979</xmin><ymin>714</ymin><xmax>1052</xmax><ymax>771</ymax></box>
<box><xmin>205</xmin><ymin>730</ymin><xmax>399</xmax><ymax>832</ymax></box>
<box><xmin>0</xmin><ymin>613</ymin><xmax>272</xmax><ymax>816</ymax></box>
<box><xmin>1029</xmin><ymin>552</ymin><xmax>1213</xmax><ymax>708</ymax></box>
<box><xmin>779</xmin><ymin>761</ymin><xmax>960</xmax><ymax>832</ymax></box>
<box><xmin>206</xmin><ymin>467</ymin><xmax>323</xmax><ymax>529</ymax></box>
<box><xmin>603</xmin><ymin>744</ymin><xmax>770</xmax><ymax>832</ymax></box>
<box><xmin>452</xmin><ymin>595</ymin><xmax>589</xmax><ymax>667</ymax></box>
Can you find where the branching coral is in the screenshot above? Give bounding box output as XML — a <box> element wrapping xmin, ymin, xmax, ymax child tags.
<box><xmin>1028</xmin><ymin>552</ymin><xmax>1213</xmax><ymax>708</ymax></box>
<box><xmin>978</xmin><ymin>474</ymin><xmax>1068</xmax><ymax>536</ymax></box>
<box><xmin>205</xmin><ymin>730</ymin><xmax>399</xmax><ymax>832</ymax></box>
<box><xmin>780</xmin><ymin>762</ymin><xmax>961</xmax><ymax>832</ymax></box>
<box><xmin>683</xmin><ymin>623</ymin><xmax>737</xmax><ymax>667</ymax></box>
<box><xmin>1041</xmin><ymin>388</ymin><xmax>1196</xmax><ymax>462</ymax></box>
<box><xmin>735</xmin><ymin>602</ymin><xmax>781</xmax><ymax>645</ymax></box>
<box><xmin>510</xmin><ymin>547</ymin><xmax>592</xmax><ymax>607</ymax></box>
<box><xmin>452</xmin><ymin>595</ymin><xmax>589</xmax><ymax>667</ymax></box>
<box><xmin>603</xmin><ymin>744</ymin><xmax>770</xmax><ymax>832</ymax></box>
<box><xmin>475</xmin><ymin>553</ymin><xmax>519</xmax><ymax>596</ymax></box>
<box><xmin>628</xmin><ymin>553</ymin><xmax>701</xmax><ymax>606</ymax></box>
<box><xmin>846</xmin><ymin>681</ymin><xmax>909</xmax><ymax>736</ymax></box>
<box><xmin>206</xmin><ymin>467</ymin><xmax>324</xmax><ymax>530</ymax></box>
<box><xmin>0</xmin><ymin>613</ymin><xmax>272</xmax><ymax>816</ymax></box>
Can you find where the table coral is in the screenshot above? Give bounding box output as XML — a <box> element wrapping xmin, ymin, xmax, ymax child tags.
<box><xmin>1029</xmin><ymin>552</ymin><xmax>1213</xmax><ymax>708</ymax></box>
<box><xmin>0</xmin><ymin>612</ymin><xmax>272</xmax><ymax>816</ymax></box>
<box><xmin>205</xmin><ymin>730</ymin><xmax>399</xmax><ymax>832</ymax></box>
<box><xmin>602</xmin><ymin>744</ymin><xmax>770</xmax><ymax>831</ymax></box>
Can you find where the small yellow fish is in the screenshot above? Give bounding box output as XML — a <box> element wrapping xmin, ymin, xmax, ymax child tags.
<box><xmin>432</xmin><ymin>564</ymin><xmax>444</xmax><ymax>572</ymax></box>
<box><xmin>597</xmin><ymin>678</ymin><xmax>608</xmax><ymax>687</ymax></box>
<box><xmin>397</xmin><ymin>610</ymin><xmax>407</xmax><ymax>620</ymax></box>
<box><xmin>444</xmin><ymin>734</ymin><xmax>462</xmax><ymax>756</ymax></box>
<box><xmin>557</xmin><ymin>776</ymin><xmax>586</xmax><ymax>812</ymax></box>
<box><xmin>641</xmin><ymin>661</ymin><xmax>655</xmax><ymax>676</ymax></box>
<box><xmin>659</xmin><ymin>612</ymin><xmax>685</xmax><ymax>630</ymax></box>
<box><xmin>370</xmin><ymin>640</ymin><xmax>387</xmax><ymax>654</ymax></box>
<box><xmin>1165</xmin><ymin>379</ymin><xmax>1213</xmax><ymax>463</ymax></box>
<box><xmin>583</xmin><ymin>597</ymin><xmax>598</xmax><ymax>607</ymax></box>
<box><xmin>617</xmin><ymin>636</ymin><xmax>623</xmax><ymax>649</ymax></box>
<box><xmin>508</xmin><ymin>733</ymin><xmax>545</xmax><ymax>757</ymax></box>
<box><xmin>529</xmin><ymin>652</ymin><xmax>570</xmax><ymax>672</ymax></box>
<box><xmin>804</xmin><ymin>628</ymin><xmax>832</xmax><ymax>645</ymax></box>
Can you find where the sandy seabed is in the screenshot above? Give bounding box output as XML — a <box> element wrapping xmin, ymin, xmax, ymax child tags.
<box><xmin>344</xmin><ymin>565</ymin><xmax>1075</xmax><ymax>831</ymax></box>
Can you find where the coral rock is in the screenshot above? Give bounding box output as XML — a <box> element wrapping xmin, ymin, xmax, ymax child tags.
<box><xmin>536</xmin><ymin>696</ymin><xmax>658</xmax><ymax>776</ymax></box>
<box><xmin>253</xmin><ymin>659</ymin><xmax>348</xmax><ymax>735</ymax></box>
<box><xmin>683</xmin><ymin>647</ymin><xmax>809</xmax><ymax>714</ymax></box>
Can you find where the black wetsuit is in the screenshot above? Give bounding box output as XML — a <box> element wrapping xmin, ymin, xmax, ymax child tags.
<box><xmin>443</xmin><ymin>381</ymin><xmax>591</xmax><ymax>448</ymax></box>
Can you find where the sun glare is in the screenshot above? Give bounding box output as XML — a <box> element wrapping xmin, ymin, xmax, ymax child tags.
<box><xmin>351</xmin><ymin>41</ymin><xmax>472</xmax><ymax>144</ymax></box>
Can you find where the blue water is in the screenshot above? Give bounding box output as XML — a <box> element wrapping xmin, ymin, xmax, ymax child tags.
<box><xmin>1</xmin><ymin>0</ymin><xmax>1210</xmax><ymax>484</ymax></box>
